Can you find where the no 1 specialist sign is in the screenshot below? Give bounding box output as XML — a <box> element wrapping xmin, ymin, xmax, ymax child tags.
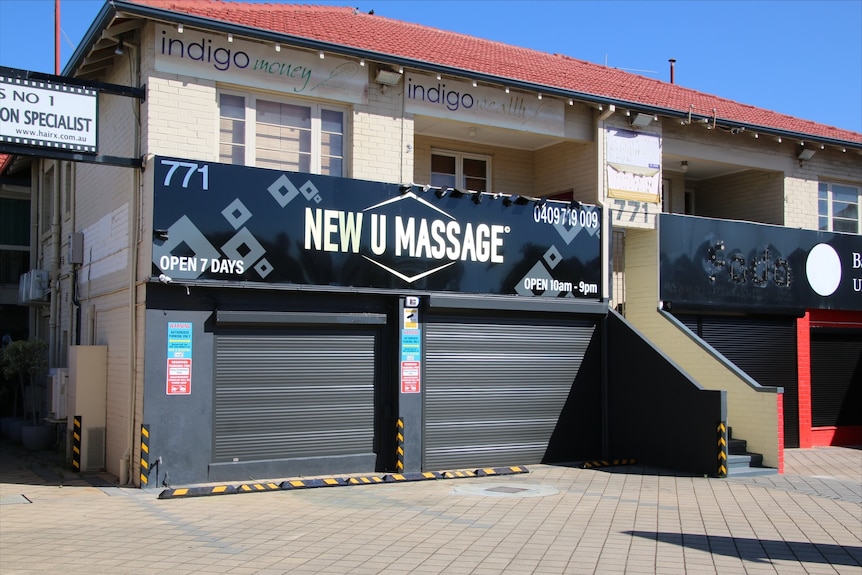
<box><xmin>0</xmin><ymin>68</ymin><xmax>98</xmax><ymax>153</ymax></box>
<box><xmin>152</xmin><ymin>157</ymin><xmax>602</xmax><ymax>298</ymax></box>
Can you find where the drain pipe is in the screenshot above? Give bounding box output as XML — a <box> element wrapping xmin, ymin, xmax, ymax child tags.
<box><xmin>49</xmin><ymin>161</ymin><xmax>61</xmax><ymax>366</ymax></box>
<box><xmin>123</xmin><ymin>39</ymin><xmax>142</xmax><ymax>486</ymax></box>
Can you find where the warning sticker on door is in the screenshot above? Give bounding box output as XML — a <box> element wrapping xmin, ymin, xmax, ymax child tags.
<box><xmin>404</xmin><ymin>308</ymin><xmax>418</xmax><ymax>329</ymax></box>
<box><xmin>166</xmin><ymin>322</ymin><xmax>192</xmax><ymax>395</ymax></box>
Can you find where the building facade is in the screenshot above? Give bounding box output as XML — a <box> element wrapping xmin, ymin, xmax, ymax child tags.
<box><xmin>1</xmin><ymin>0</ymin><xmax>860</xmax><ymax>486</ymax></box>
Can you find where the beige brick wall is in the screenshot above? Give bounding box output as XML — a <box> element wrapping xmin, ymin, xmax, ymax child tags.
<box><xmin>625</xmin><ymin>228</ymin><xmax>780</xmax><ymax>468</ymax></box>
<box><xmin>784</xmin><ymin>174</ymin><xmax>818</xmax><ymax>230</ymax></box>
<box><xmin>696</xmin><ymin>170</ymin><xmax>785</xmax><ymax>225</ymax></box>
<box><xmin>352</xmin><ymin>83</ymin><xmax>412</xmax><ymax>184</ymax></box>
<box><xmin>145</xmin><ymin>74</ymin><xmax>217</xmax><ymax>161</ymax></box>
<box><xmin>534</xmin><ymin>141</ymin><xmax>596</xmax><ymax>202</ymax></box>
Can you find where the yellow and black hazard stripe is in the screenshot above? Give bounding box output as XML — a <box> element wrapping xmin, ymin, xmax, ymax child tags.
<box><xmin>475</xmin><ymin>466</ymin><xmax>528</xmax><ymax>477</ymax></box>
<box><xmin>157</xmin><ymin>466</ymin><xmax>529</xmax><ymax>499</ymax></box>
<box><xmin>281</xmin><ymin>477</ymin><xmax>347</xmax><ymax>489</ymax></box>
<box><xmin>395</xmin><ymin>418</ymin><xmax>405</xmax><ymax>473</ymax></box>
<box><xmin>139</xmin><ymin>424</ymin><xmax>150</xmax><ymax>486</ymax></box>
<box><xmin>345</xmin><ymin>475</ymin><xmax>386</xmax><ymax>485</ymax></box>
<box><xmin>237</xmin><ymin>481</ymin><xmax>281</xmax><ymax>493</ymax></box>
<box><xmin>717</xmin><ymin>421</ymin><xmax>728</xmax><ymax>478</ymax></box>
<box><xmin>383</xmin><ymin>471</ymin><xmax>441</xmax><ymax>482</ymax></box>
<box><xmin>71</xmin><ymin>416</ymin><xmax>82</xmax><ymax>472</ymax></box>
<box><xmin>441</xmin><ymin>469</ymin><xmax>476</xmax><ymax>479</ymax></box>
<box><xmin>159</xmin><ymin>485</ymin><xmax>237</xmax><ymax>499</ymax></box>
<box><xmin>582</xmin><ymin>459</ymin><xmax>637</xmax><ymax>469</ymax></box>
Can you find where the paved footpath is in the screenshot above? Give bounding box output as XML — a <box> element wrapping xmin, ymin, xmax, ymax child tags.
<box><xmin>0</xmin><ymin>440</ymin><xmax>859</xmax><ymax>575</ymax></box>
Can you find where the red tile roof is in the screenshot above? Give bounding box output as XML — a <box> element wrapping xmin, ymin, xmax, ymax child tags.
<box><xmin>112</xmin><ymin>1</ymin><xmax>860</xmax><ymax>144</ymax></box>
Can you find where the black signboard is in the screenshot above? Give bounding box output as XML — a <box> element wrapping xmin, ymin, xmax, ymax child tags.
<box><xmin>660</xmin><ymin>213</ymin><xmax>862</xmax><ymax>312</ymax></box>
<box><xmin>152</xmin><ymin>157</ymin><xmax>602</xmax><ymax>298</ymax></box>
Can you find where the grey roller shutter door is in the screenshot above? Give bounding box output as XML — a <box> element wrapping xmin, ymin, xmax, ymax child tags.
<box><xmin>424</xmin><ymin>317</ymin><xmax>595</xmax><ymax>470</ymax></box>
<box><xmin>676</xmin><ymin>314</ymin><xmax>799</xmax><ymax>447</ymax></box>
<box><xmin>214</xmin><ymin>330</ymin><xmax>376</xmax><ymax>462</ymax></box>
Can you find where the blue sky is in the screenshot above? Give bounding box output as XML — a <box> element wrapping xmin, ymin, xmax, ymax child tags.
<box><xmin>1</xmin><ymin>0</ymin><xmax>860</xmax><ymax>133</ymax></box>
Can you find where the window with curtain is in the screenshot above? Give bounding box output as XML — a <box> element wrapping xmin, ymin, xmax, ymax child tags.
<box><xmin>818</xmin><ymin>182</ymin><xmax>859</xmax><ymax>233</ymax></box>
<box><xmin>219</xmin><ymin>92</ymin><xmax>345</xmax><ymax>176</ymax></box>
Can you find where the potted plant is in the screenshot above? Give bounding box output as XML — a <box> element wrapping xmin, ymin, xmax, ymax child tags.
<box><xmin>1</xmin><ymin>339</ymin><xmax>51</xmax><ymax>450</ymax></box>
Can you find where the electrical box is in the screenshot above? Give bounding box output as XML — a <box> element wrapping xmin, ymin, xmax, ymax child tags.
<box><xmin>68</xmin><ymin>232</ymin><xmax>84</xmax><ymax>265</ymax></box>
<box><xmin>49</xmin><ymin>368</ymin><xmax>68</xmax><ymax>419</ymax></box>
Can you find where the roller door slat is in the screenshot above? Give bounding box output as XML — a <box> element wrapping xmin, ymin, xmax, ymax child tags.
<box><xmin>424</xmin><ymin>317</ymin><xmax>594</xmax><ymax>469</ymax></box>
<box><xmin>215</xmin><ymin>331</ymin><xmax>377</xmax><ymax>462</ymax></box>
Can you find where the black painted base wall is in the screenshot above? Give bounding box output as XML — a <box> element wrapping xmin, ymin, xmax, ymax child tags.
<box><xmin>544</xmin><ymin>330</ymin><xmax>604</xmax><ymax>464</ymax></box>
<box><xmin>606</xmin><ymin>311</ymin><xmax>726</xmax><ymax>477</ymax></box>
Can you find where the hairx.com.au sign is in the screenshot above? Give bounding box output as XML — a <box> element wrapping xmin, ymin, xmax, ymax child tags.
<box><xmin>0</xmin><ymin>68</ymin><xmax>98</xmax><ymax>153</ymax></box>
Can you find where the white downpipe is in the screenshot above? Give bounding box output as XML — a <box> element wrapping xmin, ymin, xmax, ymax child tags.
<box><xmin>125</xmin><ymin>42</ymin><xmax>142</xmax><ymax>485</ymax></box>
<box><xmin>49</xmin><ymin>161</ymin><xmax>61</xmax><ymax>364</ymax></box>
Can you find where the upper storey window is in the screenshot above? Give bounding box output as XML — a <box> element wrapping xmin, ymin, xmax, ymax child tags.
<box><xmin>819</xmin><ymin>182</ymin><xmax>859</xmax><ymax>233</ymax></box>
<box><xmin>430</xmin><ymin>150</ymin><xmax>490</xmax><ymax>192</ymax></box>
<box><xmin>219</xmin><ymin>92</ymin><xmax>345</xmax><ymax>176</ymax></box>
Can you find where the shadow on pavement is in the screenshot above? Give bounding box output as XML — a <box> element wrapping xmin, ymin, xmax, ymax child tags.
<box><xmin>0</xmin><ymin>437</ymin><xmax>118</xmax><ymax>488</ymax></box>
<box><xmin>625</xmin><ymin>531</ymin><xmax>862</xmax><ymax>567</ymax></box>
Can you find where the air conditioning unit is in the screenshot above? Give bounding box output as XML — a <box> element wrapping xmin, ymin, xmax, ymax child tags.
<box><xmin>18</xmin><ymin>269</ymin><xmax>50</xmax><ymax>305</ymax></box>
<box><xmin>49</xmin><ymin>368</ymin><xmax>68</xmax><ymax>419</ymax></box>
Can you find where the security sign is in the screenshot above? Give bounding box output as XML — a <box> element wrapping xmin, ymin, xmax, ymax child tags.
<box><xmin>166</xmin><ymin>322</ymin><xmax>192</xmax><ymax>395</ymax></box>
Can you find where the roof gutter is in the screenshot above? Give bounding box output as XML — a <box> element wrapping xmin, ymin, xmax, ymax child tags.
<box><xmin>63</xmin><ymin>1</ymin><xmax>118</xmax><ymax>76</ymax></box>
<box><xmin>80</xmin><ymin>1</ymin><xmax>861</xmax><ymax>151</ymax></box>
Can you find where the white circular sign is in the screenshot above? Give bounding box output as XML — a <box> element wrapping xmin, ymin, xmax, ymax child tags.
<box><xmin>806</xmin><ymin>243</ymin><xmax>842</xmax><ymax>296</ymax></box>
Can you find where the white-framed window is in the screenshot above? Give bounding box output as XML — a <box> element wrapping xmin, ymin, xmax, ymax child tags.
<box><xmin>219</xmin><ymin>91</ymin><xmax>346</xmax><ymax>176</ymax></box>
<box><xmin>818</xmin><ymin>181</ymin><xmax>859</xmax><ymax>233</ymax></box>
<box><xmin>430</xmin><ymin>150</ymin><xmax>490</xmax><ymax>191</ymax></box>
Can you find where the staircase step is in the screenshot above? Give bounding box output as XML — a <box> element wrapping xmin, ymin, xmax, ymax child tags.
<box><xmin>728</xmin><ymin>438</ymin><xmax>747</xmax><ymax>455</ymax></box>
<box><xmin>724</xmin><ymin>451</ymin><xmax>775</xmax><ymax>477</ymax></box>
<box><xmin>727</xmin><ymin>453</ymin><xmax>753</xmax><ymax>468</ymax></box>
<box><xmin>726</xmin><ymin>465</ymin><xmax>779</xmax><ymax>477</ymax></box>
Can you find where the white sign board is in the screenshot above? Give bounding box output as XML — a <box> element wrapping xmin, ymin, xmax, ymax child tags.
<box><xmin>404</xmin><ymin>72</ymin><xmax>565</xmax><ymax>137</ymax></box>
<box><xmin>0</xmin><ymin>74</ymin><xmax>98</xmax><ymax>152</ymax></box>
<box><xmin>155</xmin><ymin>25</ymin><xmax>368</xmax><ymax>105</ymax></box>
<box><xmin>605</xmin><ymin>127</ymin><xmax>661</xmax><ymax>203</ymax></box>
